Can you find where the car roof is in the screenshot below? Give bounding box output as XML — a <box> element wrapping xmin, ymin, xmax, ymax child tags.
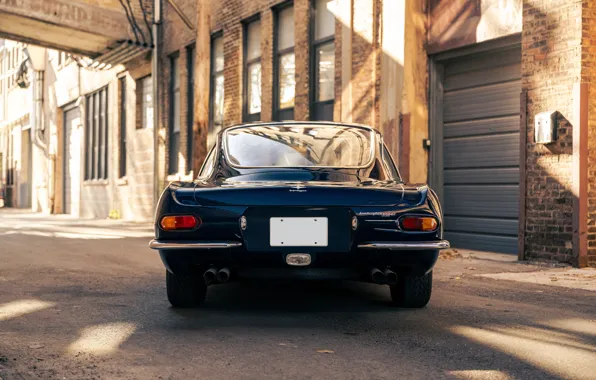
<box><xmin>216</xmin><ymin>121</ymin><xmax>382</xmax><ymax>137</ymax></box>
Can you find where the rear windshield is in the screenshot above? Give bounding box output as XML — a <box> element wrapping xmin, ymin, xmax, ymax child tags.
<box><xmin>224</xmin><ymin>125</ymin><xmax>374</xmax><ymax>168</ymax></box>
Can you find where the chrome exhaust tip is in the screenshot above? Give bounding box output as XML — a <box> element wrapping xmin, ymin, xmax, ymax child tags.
<box><xmin>371</xmin><ymin>268</ymin><xmax>385</xmax><ymax>284</ymax></box>
<box><xmin>203</xmin><ymin>268</ymin><xmax>218</xmax><ymax>285</ymax></box>
<box><xmin>216</xmin><ymin>268</ymin><xmax>231</xmax><ymax>283</ymax></box>
<box><xmin>384</xmin><ymin>269</ymin><xmax>398</xmax><ymax>285</ymax></box>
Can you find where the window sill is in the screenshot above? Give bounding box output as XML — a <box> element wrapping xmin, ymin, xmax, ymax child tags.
<box><xmin>117</xmin><ymin>177</ymin><xmax>128</xmax><ymax>186</ymax></box>
<box><xmin>83</xmin><ymin>179</ymin><xmax>109</xmax><ymax>186</ymax></box>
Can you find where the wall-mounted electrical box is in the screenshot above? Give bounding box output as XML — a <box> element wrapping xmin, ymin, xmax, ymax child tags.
<box><xmin>534</xmin><ymin>111</ymin><xmax>557</xmax><ymax>144</ymax></box>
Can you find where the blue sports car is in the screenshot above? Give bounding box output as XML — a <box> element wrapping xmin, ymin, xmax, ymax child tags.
<box><xmin>150</xmin><ymin>122</ymin><xmax>449</xmax><ymax>308</ymax></box>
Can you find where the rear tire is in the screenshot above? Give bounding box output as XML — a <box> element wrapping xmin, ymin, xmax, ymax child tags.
<box><xmin>166</xmin><ymin>270</ymin><xmax>207</xmax><ymax>308</ymax></box>
<box><xmin>389</xmin><ymin>271</ymin><xmax>432</xmax><ymax>308</ymax></box>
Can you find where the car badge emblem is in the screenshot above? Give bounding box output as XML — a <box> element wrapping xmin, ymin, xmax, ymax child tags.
<box><xmin>289</xmin><ymin>185</ymin><xmax>307</xmax><ymax>193</ymax></box>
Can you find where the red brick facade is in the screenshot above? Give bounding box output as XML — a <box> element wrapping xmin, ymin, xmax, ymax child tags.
<box><xmin>583</xmin><ymin>0</ymin><xmax>596</xmax><ymax>267</ymax></box>
<box><xmin>162</xmin><ymin>0</ymin><xmax>388</xmax><ymax>176</ymax></box>
<box><xmin>522</xmin><ymin>0</ymin><xmax>581</xmax><ymax>264</ymax></box>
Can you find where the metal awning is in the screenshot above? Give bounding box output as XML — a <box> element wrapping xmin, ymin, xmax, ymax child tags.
<box><xmin>73</xmin><ymin>40</ymin><xmax>153</xmax><ymax>70</ymax></box>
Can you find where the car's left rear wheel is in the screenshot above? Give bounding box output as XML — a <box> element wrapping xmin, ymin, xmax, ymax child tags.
<box><xmin>166</xmin><ymin>270</ymin><xmax>207</xmax><ymax>308</ymax></box>
<box><xmin>389</xmin><ymin>271</ymin><xmax>432</xmax><ymax>308</ymax></box>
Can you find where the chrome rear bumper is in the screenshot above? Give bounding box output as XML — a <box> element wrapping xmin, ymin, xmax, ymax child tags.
<box><xmin>357</xmin><ymin>240</ymin><xmax>450</xmax><ymax>250</ymax></box>
<box><xmin>149</xmin><ymin>240</ymin><xmax>242</xmax><ymax>250</ymax></box>
<box><xmin>150</xmin><ymin>240</ymin><xmax>449</xmax><ymax>251</ymax></box>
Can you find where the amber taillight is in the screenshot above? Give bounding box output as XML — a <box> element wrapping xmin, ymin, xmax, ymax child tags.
<box><xmin>399</xmin><ymin>216</ymin><xmax>438</xmax><ymax>232</ymax></box>
<box><xmin>160</xmin><ymin>215</ymin><xmax>200</xmax><ymax>231</ymax></box>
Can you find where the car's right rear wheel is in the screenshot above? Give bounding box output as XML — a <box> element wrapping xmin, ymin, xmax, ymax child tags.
<box><xmin>166</xmin><ymin>270</ymin><xmax>207</xmax><ymax>308</ymax></box>
<box><xmin>389</xmin><ymin>271</ymin><xmax>432</xmax><ymax>308</ymax></box>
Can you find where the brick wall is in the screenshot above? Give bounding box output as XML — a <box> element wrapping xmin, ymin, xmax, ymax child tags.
<box><xmin>583</xmin><ymin>0</ymin><xmax>596</xmax><ymax>267</ymax></box>
<box><xmin>162</xmin><ymin>0</ymin><xmax>421</xmax><ymax>186</ymax></box>
<box><xmin>522</xmin><ymin>0</ymin><xmax>582</xmax><ymax>263</ymax></box>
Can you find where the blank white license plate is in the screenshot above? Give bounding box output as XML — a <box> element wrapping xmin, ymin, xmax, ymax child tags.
<box><xmin>270</xmin><ymin>217</ymin><xmax>328</xmax><ymax>247</ymax></box>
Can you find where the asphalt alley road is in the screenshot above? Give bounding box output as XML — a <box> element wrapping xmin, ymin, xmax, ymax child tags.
<box><xmin>1</xmin><ymin>211</ymin><xmax>595</xmax><ymax>380</ymax></box>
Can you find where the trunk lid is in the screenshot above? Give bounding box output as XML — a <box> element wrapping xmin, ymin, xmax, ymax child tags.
<box><xmin>193</xmin><ymin>181</ymin><xmax>406</xmax><ymax>207</ymax></box>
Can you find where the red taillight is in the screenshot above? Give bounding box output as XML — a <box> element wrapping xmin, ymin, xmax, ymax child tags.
<box><xmin>160</xmin><ymin>215</ymin><xmax>199</xmax><ymax>230</ymax></box>
<box><xmin>399</xmin><ymin>216</ymin><xmax>438</xmax><ymax>232</ymax></box>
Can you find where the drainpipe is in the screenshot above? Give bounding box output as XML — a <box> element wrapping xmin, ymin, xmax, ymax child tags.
<box><xmin>24</xmin><ymin>47</ymin><xmax>49</xmax><ymax>213</ymax></box>
<box><xmin>152</xmin><ymin>0</ymin><xmax>162</xmax><ymax>210</ymax></box>
<box><xmin>30</xmin><ymin>70</ymin><xmax>47</xmax><ymax>153</ymax></box>
<box><xmin>23</xmin><ymin>47</ymin><xmax>47</xmax><ymax>153</ymax></box>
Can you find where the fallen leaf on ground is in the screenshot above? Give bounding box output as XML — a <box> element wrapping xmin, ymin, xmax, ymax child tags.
<box><xmin>317</xmin><ymin>349</ymin><xmax>335</xmax><ymax>354</ymax></box>
<box><xmin>439</xmin><ymin>250</ymin><xmax>463</xmax><ymax>260</ymax></box>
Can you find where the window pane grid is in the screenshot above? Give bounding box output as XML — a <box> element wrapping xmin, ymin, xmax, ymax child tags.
<box><xmin>187</xmin><ymin>45</ymin><xmax>195</xmax><ymax>174</ymax></box>
<box><xmin>247</xmin><ymin>61</ymin><xmax>262</xmax><ymax>115</ymax></box>
<box><xmin>92</xmin><ymin>92</ymin><xmax>98</xmax><ymax>180</ymax></box>
<box><xmin>314</xmin><ymin>0</ymin><xmax>335</xmax><ymax>42</ymax></box>
<box><xmin>169</xmin><ymin>55</ymin><xmax>181</xmax><ymax>174</ymax></box>
<box><xmin>119</xmin><ymin>78</ymin><xmax>127</xmax><ymax>178</ymax></box>
<box><xmin>84</xmin><ymin>87</ymin><xmax>109</xmax><ymax>181</ymax></box>
<box><xmin>275</xmin><ymin>6</ymin><xmax>295</xmax><ymax>118</ymax></box>
<box><xmin>315</xmin><ymin>41</ymin><xmax>335</xmax><ymax>102</ymax></box>
<box><xmin>210</xmin><ymin>35</ymin><xmax>225</xmax><ymax>143</ymax></box>
<box><xmin>244</xmin><ymin>19</ymin><xmax>262</xmax><ymax>120</ymax></box>
<box><xmin>141</xmin><ymin>76</ymin><xmax>153</xmax><ymax>129</ymax></box>
<box><xmin>312</xmin><ymin>0</ymin><xmax>336</xmax><ymax>121</ymax></box>
<box><xmin>278</xmin><ymin>52</ymin><xmax>296</xmax><ymax>110</ymax></box>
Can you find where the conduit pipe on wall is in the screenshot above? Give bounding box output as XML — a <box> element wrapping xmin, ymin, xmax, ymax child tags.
<box><xmin>152</xmin><ymin>0</ymin><xmax>162</xmax><ymax>209</ymax></box>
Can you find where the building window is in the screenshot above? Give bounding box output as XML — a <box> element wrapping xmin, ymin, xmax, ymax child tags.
<box><xmin>119</xmin><ymin>77</ymin><xmax>127</xmax><ymax>178</ymax></box>
<box><xmin>169</xmin><ymin>55</ymin><xmax>181</xmax><ymax>174</ymax></box>
<box><xmin>6</xmin><ymin>131</ymin><xmax>13</xmax><ymax>186</ymax></box>
<box><xmin>0</xmin><ymin>78</ymin><xmax>4</xmax><ymax>121</ymax></box>
<box><xmin>274</xmin><ymin>5</ymin><xmax>295</xmax><ymax>121</ymax></box>
<box><xmin>140</xmin><ymin>76</ymin><xmax>153</xmax><ymax>129</ymax></box>
<box><xmin>311</xmin><ymin>0</ymin><xmax>335</xmax><ymax>121</ymax></box>
<box><xmin>243</xmin><ymin>18</ymin><xmax>262</xmax><ymax>122</ymax></box>
<box><xmin>186</xmin><ymin>44</ymin><xmax>195</xmax><ymax>173</ymax></box>
<box><xmin>209</xmin><ymin>34</ymin><xmax>224</xmax><ymax>146</ymax></box>
<box><xmin>85</xmin><ymin>86</ymin><xmax>109</xmax><ymax>181</ymax></box>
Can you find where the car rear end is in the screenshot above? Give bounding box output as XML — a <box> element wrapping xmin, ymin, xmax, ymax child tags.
<box><xmin>151</xmin><ymin>182</ymin><xmax>448</xmax><ymax>284</ymax></box>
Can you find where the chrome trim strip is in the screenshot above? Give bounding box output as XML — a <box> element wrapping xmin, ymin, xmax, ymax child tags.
<box><xmin>149</xmin><ymin>240</ymin><xmax>242</xmax><ymax>250</ymax></box>
<box><xmin>357</xmin><ymin>240</ymin><xmax>450</xmax><ymax>250</ymax></box>
<box><xmin>373</xmin><ymin>228</ymin><xmax>400</xmax><ymax>233</ymax></box>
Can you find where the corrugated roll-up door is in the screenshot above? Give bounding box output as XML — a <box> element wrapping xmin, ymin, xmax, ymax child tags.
<box><xmin>442</xmin><ymin>46</ymin><xmax>521</xmax><ymax>254</ymax></box>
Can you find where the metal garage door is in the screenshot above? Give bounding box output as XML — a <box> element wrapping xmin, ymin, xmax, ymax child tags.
<box><xmin>63</xmin><ymin>106</ymin><xmax>81</xmax><ymax>216</ymax></box>
<box><xmin>441</xmin><ymin>46</ymin><xmax>521</xmax><ymax>254</ymax></box>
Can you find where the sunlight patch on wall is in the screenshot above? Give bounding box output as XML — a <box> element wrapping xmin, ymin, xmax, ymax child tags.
<box><xmin>68</xmin><ymin>322</ymin><xmax>137</xmax><ymax>356</ymax></box>
<box><xmin>0</xmin><ymin>299</ymin><xmax>56</xmax><ymax>321</ymax></box>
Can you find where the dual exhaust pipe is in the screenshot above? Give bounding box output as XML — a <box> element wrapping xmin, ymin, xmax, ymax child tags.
<box><xmin>203</xmin><ymin>267</ymin><xmax>230</xmax><ymax>285</ymax></box>
<box><xmin>371</xmin><ymin>268</ymin><xmax>398</xmax><ymax>285</ymax></box>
